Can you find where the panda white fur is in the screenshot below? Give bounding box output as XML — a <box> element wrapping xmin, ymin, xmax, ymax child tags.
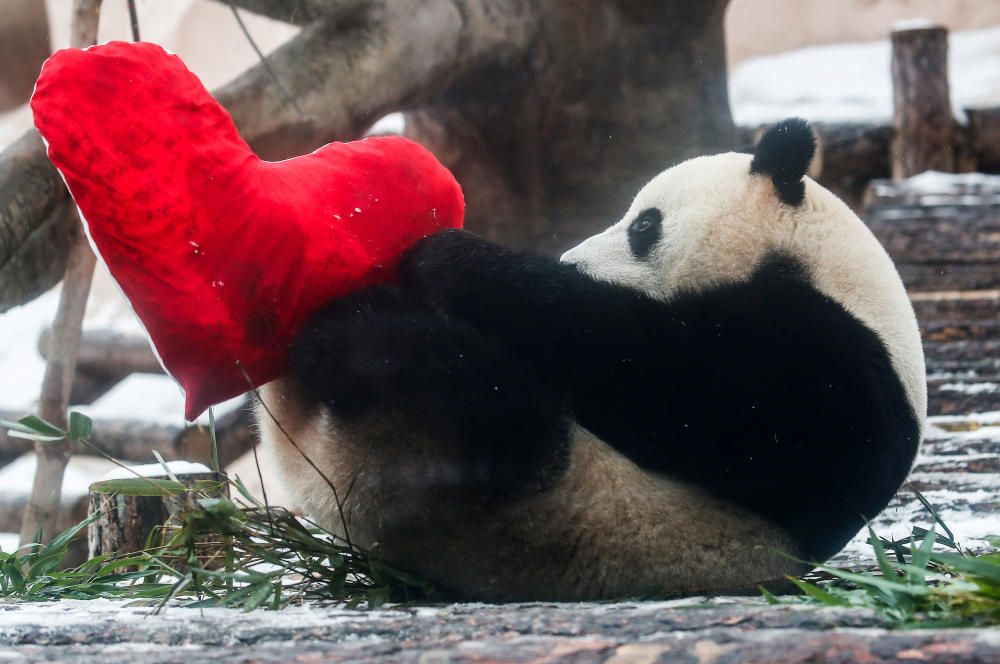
<box><xmin>256</xmin><ymin>119</ymin><xmax>925</xmax><ymax>601</ymax></box>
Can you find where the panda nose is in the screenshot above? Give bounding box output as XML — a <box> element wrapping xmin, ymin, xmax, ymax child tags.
<box><xmin>560</xmin><ymin>245</ymin><xmax>582</xmax><ymax>264</ymax></box>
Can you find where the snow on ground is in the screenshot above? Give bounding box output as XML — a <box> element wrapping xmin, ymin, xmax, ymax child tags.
<box><xmin>730</xmin><ymin>25</ymin><xmax>1000</xmax><ymax>125</ymax></box>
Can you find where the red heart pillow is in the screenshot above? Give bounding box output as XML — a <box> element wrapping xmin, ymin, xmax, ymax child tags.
<box><xmin>31</xmin><ymin>42</ymin><xmax>464</xmax><ymax>420</ymax></box>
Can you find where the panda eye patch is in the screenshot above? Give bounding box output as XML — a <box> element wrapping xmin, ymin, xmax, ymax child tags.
<box><xmin>627</xmin><ymin>208</ymin><xmax>662</xmax><ymax>258</ymax></box>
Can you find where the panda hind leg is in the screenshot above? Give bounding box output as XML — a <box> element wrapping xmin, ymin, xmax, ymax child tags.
<box><xmin>288</xmin><ymin>284</ymin><xmax>573</xmax><ymax>496</ymax></box>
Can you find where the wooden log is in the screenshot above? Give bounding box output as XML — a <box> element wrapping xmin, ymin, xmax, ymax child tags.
<box><xmin>38</xmin><ymin>328</ymin><xmax>162</xmax><ymax>376</ymax></box>
<box><xmin>0</xmin><ymin>402</ymin><xmax>253</xmax><ymax>466</ymax></box>
<box><xmin>87</xmin><ymin>462</ymin><xmax>227</xmax><ymax>560</ymax></box>
<box><xmin>890</xmin><ymin>23</ymin><xmax>956</xmax><ymax>178</ymax></box>
<box><xmin>927</xmin><ymin>377</ymin><xmax>1000</xmax><ymax>416</ymax></box>
<box><xmin>864</xmin><ymin>173</ymin><xmax>1000</xmax><ymax>290</ymax></box>
<box><xmin>910</xmin><ymin>289</ymin><xmax>1000</xmax><ymax>324</ymax></box>
<box><xmin>925</xmin><ymin>338</ymin><xmax>1000</xmax><ymax>368</ymax></box>
<box><xmin>37</xmin><ymin>328</ymin><xmax>163</xmax><ymax>404</ymax></box>
<box><xmin>814</xmin><ymin>123</ymin><xmax>895</xmax><ymax>210</ymax></box>
<box><xmin>63</xmin><ymin>368</ymin><xmax>129</xmax><ymax>407</ymax></box>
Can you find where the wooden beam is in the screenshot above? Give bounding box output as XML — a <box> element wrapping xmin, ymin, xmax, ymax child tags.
<box><xmin>0</xmin><ymin>403</ymin><xmax>253</xmax><ymax>467</ymax></box>
<box><xmin>864</xmin><ymin>173</ymin><xmax>1000</xmax><ymax>290</ymax></box>
<box><xmin>38</xmin><ymin>328</ymin><xmax>162</xmax><ymax>376</ymax></box>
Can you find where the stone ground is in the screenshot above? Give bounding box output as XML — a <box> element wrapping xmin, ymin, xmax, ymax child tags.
<box><xmin>1</xmin><ymin>596</ymin><xmax>1000</xmax><ymax>662</ymax></box>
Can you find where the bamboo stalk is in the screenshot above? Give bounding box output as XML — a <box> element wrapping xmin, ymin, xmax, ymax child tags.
<box><xmin>18</xmin><ymin>0</ymin><xmax>104</xmax><ymax>547</ymax></box>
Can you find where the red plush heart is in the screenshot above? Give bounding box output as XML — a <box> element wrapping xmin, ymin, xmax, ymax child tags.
<box><xmin>31</xmin><ymin>42</ymin><xmax>464</xmax><ymax>420</ymax></box>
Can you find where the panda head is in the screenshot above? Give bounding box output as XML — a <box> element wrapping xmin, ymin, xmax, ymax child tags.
<box><xmin>561</xmin><ymin>118</ymin><xmax>820</xmax><ymax>298</ymax></box>
<box><xmin>562</xmin><ymin>117</ymin><xmax>927</xmax><ymax>425</ymax></box>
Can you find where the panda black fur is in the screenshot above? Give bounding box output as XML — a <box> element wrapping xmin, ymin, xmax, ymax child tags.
<box><xmin>257</xmin><ymin>118</ymin><xmax>925</xmax><ymax>601</ymax></box>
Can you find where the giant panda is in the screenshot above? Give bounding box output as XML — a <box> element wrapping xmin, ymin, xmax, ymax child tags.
<box><xmin>256</xmin><ymin>118</ymin><xmax>925</xmax><ymax>601</ymax></box>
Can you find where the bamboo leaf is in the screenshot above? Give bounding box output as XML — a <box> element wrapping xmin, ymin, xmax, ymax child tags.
<box><xmin>208</xmin><ymin>407</ymin><xmax>221</xmax><ymax>473</ymax></box>
<box><xmin>909</xmin><ymin>484</ymin><xmax>956</xmax><ymax>545</ymax></box>
<box><xmin>759</xmin><ymin>586</ymin><xmax>781</xmax><ymax>605</ymax></box>
<box><xmin>90</xmin><ymin>478</ymin><xmax>187</xmax><ymax>497</ymax></box>
<box><xmin>786</xmin><ymin>577</ymin><xmax>850</xmax><ymax>606</ymax></box>
<box><xmin>6</xmin><ymin>430</ymin><xmax>66</xmax><ymax>442</ymax></box>
<box><xmin>868</xmin><ymin>523</ymin><xmax>897</xmax><ymax>581</ymax></box>
<box><xmin>931</xmin><ymin>552</ymin><xmax>1000</xmax><ymax>584</ymax></box>
<box><xmin>68</xmin><ymin>411</ymin><xmax>93</xmax><ymax>441</ymax></box>
<box><xmin>40</xmin><ymin>512</ymin><xmax>101</xmax><ymax>559</ymax></box>
<box><xmin>151</xmin><ymin>450</ymin><xmax>182</xmax><ymax>485</ymax></box>
<box><xmin>10</xmin><ymin>415</ymin><xmax>66</xmax><ymax>437</ymax></box>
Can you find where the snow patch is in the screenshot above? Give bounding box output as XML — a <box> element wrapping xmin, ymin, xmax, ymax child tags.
<box><xmin>99</xmin><ymin>460</ymin><xmax>211</xmax><ymax>481</ymax></box>
<box><xmin>940</xmin><ymin>382</ymin><xmax>1000</xmax><ymax>395</ymax></box>
<box><xmin>730</xmin><ymin>25</ymin><xmax>1000</xmax><ymax>125</ymax></box>
<box><xmin>892</xmin><ymin>18</ymin><xmax>938</xmax><ymax>32</ymax></box>
<box><xmin>0</xmin><ymin>532</ymin><xmax>19</xmax><ymax>553</ymax></box>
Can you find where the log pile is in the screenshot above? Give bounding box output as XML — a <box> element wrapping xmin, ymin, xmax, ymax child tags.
<box><xmin>864</xmin><ymin>173</ymin><xmax>1000</xmax><ymax>291</ymax></box>
<box><xmin>863</xmin><ymin>173</ymin><xmax>1000</xmax><ymax>416</ymax></box>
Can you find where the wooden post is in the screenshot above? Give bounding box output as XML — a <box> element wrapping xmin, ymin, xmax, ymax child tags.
<box><xmin>967</xmin><ymin>107</ymin><xmax>1000</xmax><ymax>172</ymax></box>
<box><xmin>890</xmin><ymin>22</ymin><xmax>956</xmax><ymax>178</ymax></box>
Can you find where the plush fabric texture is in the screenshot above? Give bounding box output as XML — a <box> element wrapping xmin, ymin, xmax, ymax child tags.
<box><xmin>30</xmin><ymin>41</ymin><xmax>464</xmax><ymax>419</ymax></box>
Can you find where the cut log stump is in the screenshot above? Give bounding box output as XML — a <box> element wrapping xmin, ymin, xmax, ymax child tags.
<box><xmin>87</xmin><ymin>461</ymin><xmax>227</xmax><ymax>561</ymax></box>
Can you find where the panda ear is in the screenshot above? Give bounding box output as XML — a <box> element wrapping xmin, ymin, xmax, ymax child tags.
<box><xmin>749</xmin><ymin>118</ymin><xmax>816</xmax><ymax>206</ymax></box>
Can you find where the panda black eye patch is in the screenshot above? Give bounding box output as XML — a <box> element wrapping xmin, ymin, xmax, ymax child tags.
<box><xmin>627</xmin><ymin>208</ymin><xmax>662</xmax><ymax>259</ymax></box>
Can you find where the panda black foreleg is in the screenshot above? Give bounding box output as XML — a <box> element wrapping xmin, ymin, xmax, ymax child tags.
<box><xmin>289</xmin><ymin>284</ymin><xmax>573</xmax><ymax>495</ymax></box>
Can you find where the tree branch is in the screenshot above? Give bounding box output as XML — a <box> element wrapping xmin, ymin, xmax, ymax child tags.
<box><xmin>19</xmin><ymin>0</ymin><xmax>103</xmax><ymax>548</ymax></box>
<box><xmin>220</xmin><ymin>0</ymin><xmax>330</xmax><ymax>26</ymax></box>
<box><xmin>38</xmin><ymin>328</ymin><xmax>162</xmax><ymax>376</ymax></box>
<box><xmin>0</xmin><ymin>132</ymin><xmax>75</xmax><ymax>313</ymax></box>
<box><xmin>218</xmin><ymin>0</ymin><xmax>536</xmax><ymax>158</ymax></box>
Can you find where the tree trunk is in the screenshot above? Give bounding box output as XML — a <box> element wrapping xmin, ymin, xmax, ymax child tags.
<box><xmin>890</xmin><ymin>24</ymin><xmax>956</xmax><ymax>178</ymax></box>
<box><xmin>405</xmin><ymin>1</ymin><xmax>734</xmax><ymax>253</ymax></box>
